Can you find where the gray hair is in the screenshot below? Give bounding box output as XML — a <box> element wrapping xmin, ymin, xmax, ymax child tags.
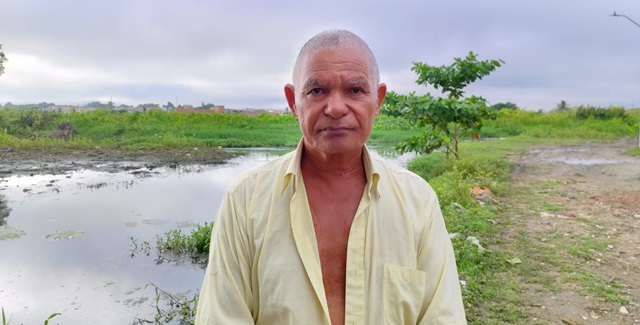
<box><xmin>292</xmin><ymin>30</ymin><xmax>380</xmax><ymax>85</ymax></box>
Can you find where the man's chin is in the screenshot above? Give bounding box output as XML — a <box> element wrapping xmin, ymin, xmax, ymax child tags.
<box><xmin>311</xmin><ymin>141</ymin><xmax>364</xmax><ymax>156</ymax></box>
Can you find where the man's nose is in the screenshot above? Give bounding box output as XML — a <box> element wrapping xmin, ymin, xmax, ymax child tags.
<box><xmin>324</xmin><ymin>92</ymin><xmax>349</xmax><ymax>118</ymax></box>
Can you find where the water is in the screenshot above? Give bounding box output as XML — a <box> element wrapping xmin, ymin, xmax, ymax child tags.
<box><xmin>0</xmin><ymin>146</ymin><xmax>410</xmax><ymax>324</ymax></box>
<box><xmin>547</xmin><ymin>157</ymin><xmax>634</xmax><ymax>165</ymax></box>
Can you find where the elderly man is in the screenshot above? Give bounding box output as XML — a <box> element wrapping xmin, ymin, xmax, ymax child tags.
<box><xmin>195</xmin><ymin>30</ymin><xmax>466</xmax><ymax>325</ymax></box>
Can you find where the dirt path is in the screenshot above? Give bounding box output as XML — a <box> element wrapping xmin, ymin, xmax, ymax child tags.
<box><xmin>506</xmin><ymin>138</ymin><xmax>640</xmax><ymax>324</ymax></box>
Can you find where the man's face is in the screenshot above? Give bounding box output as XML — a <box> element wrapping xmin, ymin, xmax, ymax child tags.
<box><xmin>285</xmin><ymin>48</ymin><xmax>386</xmax><ymax>156</ymax></box>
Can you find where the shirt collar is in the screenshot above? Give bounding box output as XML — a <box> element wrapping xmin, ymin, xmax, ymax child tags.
<box><xmin>281</xmin><ymin>138</ymin><xmax>380</xmax><ymax>198</ymax></box>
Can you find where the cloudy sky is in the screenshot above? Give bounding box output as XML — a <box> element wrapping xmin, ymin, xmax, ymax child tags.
<box><xmin>0</xmin><ymin>0</ymin><xmax>638</xmax><ymax>111</ymax></box>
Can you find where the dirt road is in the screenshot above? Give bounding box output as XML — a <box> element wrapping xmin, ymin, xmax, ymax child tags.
<box><xmin>507</xmin><ymin>138</ymin><xmax>640</xmax><ymax>324</ymax></box>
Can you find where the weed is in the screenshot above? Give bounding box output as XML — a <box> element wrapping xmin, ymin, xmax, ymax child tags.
<box><xmin>131</xmin><ymin>283</ymin><xmax>198</xmax><ymax>325</ymax></box>
<box><xmin>1</xmin><ymin>308</ymin><xmax>61</xmax><ymax>325</ymax></box>
<box><xmin>156</xmin><ymin>222</ymin><xmax>213</xmax><ymax>255</ymax></box>
<box><xmin>565</xmin><ymin>270</ymin><xmax>629</xmax><ymax>304</ymax></box>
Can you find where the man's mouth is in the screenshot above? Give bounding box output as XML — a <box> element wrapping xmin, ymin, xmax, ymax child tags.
<box><xmin>319</xmin><ymin>126</ymin><xmax>352</xmax><ymax>132</ymax></box>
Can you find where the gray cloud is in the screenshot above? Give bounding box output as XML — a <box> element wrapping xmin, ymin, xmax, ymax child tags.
<box><xmin>1</xmin><ymin>0</ymin><xmax>638</xmax><ymax>110</ymax></box>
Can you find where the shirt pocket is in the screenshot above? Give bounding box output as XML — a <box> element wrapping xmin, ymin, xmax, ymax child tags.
<box><xmin>383</xmin><ymin>264</ymin><xmax>426</xmax><ymax>325</ymax></box>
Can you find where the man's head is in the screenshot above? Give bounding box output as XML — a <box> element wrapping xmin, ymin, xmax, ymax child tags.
<box><xmin>292</xmin><ymin>30</ymin><xmax>380</xmax><ymax>87</ymax></box>
<box><xmin>285</xmin><ymin>30</ymin><xmax>386</xmax><ymax>157</ymax></box>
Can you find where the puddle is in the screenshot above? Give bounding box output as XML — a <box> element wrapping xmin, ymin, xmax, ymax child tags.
<box><xmin>547</xmin><ymin>158</ymin><xmax>635</xmax><ymax>165</ymax></box>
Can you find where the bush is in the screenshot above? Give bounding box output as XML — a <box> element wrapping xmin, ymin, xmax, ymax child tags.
<box><xmin>575</xmin><ymin>105</ymin><xmax>626</xmax><ymax>120</ymax></box>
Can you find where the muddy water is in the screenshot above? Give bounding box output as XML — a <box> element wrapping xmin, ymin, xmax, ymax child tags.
<box><xmin>0</xmin><ymin>146</ymin><xmax>410</xmax><ymax>324</ymax></box>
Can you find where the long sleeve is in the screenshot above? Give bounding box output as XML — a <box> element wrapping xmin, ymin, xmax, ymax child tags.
<box><xmin>195</xmin><ymin>191</ymin><xmax>255</xmax><ymax>325</ymax></box>
<box><xmin>416</xmin><ymin>194</ymin><xmax>467</xmax><ymax>325</ymax></box>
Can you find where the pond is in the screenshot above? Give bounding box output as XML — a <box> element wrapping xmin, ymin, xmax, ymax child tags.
<box><xmin>0</xmin><ymin>146</ymin><xmax>412</xmax><ymax>324</ymax></box>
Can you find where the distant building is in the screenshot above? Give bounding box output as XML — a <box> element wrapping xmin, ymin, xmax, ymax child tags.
<box><xmin>212</xmin><ymin>105</ymin><xmax>225</xmax><ymax>113</ymax></box>
<box><xmin>233</xmin><ymin>108</ymin><xmax>283</xmax><ymax>116</ymax></box>
<box><xmin>49</xmin><ymin>105</ymin><xmax>94</xmax><ymax>113</ymax></box>
<box><xmin>176</xmin><ymin>105</ymin><xmax>223</xmax><ymax>114</ymax></box>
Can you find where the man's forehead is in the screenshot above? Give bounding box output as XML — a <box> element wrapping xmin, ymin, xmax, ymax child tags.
<box><xmin>296</xmin><ymin>48</ymin><xmax>371</xmax><ymax>80</ymax></box>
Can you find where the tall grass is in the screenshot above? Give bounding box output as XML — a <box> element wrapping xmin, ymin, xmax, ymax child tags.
<box><xmin>481</xmin><ymin>108</ymin><xmax>637</xmax><ymax>140</ymax></box>
<box><xmin>2</xmin><ymin>108</ymin><xmax>636</xmax><ymax>149</ymax></box>
<box><xmin>0</xmin><ymin>109</ymin><xmax>421</xmax><ymax>149</ymax></box>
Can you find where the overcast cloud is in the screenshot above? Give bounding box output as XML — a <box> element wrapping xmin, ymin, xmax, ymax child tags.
<box><xmin>1</xmin><ymin>0</ymin><xmax>638</xmax><ymax>111</ymax></box>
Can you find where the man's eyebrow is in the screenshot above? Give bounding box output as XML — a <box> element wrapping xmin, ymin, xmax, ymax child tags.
<box><xmin>347</xmin><ymin>78</ymin><xmax>369</xmax><ymax>87</ymax></box>
<box><xmin>304</xmin><ymin>79</ymin><xmax>329</xmax><ymax>89</ymax></box>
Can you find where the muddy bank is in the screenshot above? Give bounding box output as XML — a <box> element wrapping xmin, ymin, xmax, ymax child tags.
<box><xmin>0</xmin><ymin>146</ymin><xmax>233</xmax><ymax>176</ymax></box>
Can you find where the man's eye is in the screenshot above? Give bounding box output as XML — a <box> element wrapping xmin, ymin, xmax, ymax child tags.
<box><xmin>351</xmin><ymin>88</ymin><xmax>363</xmax><ymax>94</ymax></box>
<box><xmin>310</xmin><ymin>88</ymin><xmax>322</xmax><ymax>95</ymax></box>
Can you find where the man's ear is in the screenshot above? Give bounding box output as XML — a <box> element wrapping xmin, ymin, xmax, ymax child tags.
<box><xmin>284</xmin><ymin>84</ymin><xmax>298</xmax><ymax>117</ymax></box>
<box><xmin>374</xmin><ymin>83</ymin><xmax>387</xmax><ymax>116</ymax></box>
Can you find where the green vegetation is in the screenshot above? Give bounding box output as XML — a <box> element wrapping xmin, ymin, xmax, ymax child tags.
<box><xmin>156</xmin><ymin>222</ymin><xmax>213</xmax><ymax>255</ymax></box>
<box><xmin>1</xmin><ymin>308</ymin><xmax>60</xmax><ymax>325</ymax></box>
<box><xmin>382</xmin><ymin>52</ymin><xmax>503</xmax><ymax>159</ymax></box>
<box><xmin>1</xmin><ymin>104</ymin><xmax>636</xmax><ymax>152</ymax></box>
<box><xmin>132</xmin><ymin>283</ymin><xmax>198</xmax><ymax>325</ymax></box>
<box><xmin>481</xmin><ymin>107</ymin><xmax>636</xmax><ymax>140</ymax></box>
<box><xmin>0</xmin><ymin>109</ymin><xmax>421</xmax><ymax>149</ymax></box>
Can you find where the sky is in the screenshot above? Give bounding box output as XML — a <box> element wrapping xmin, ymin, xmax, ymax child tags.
<box><xmin>0</xmin><ymin>0</ymin><xmax>639</xmax><ymax>111</ymax></box>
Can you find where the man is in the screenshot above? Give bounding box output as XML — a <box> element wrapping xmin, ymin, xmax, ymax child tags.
<box><xmin>196</xmin><ymin>30</ymin><xmax>467</xmax><ymax>325</ymax></box>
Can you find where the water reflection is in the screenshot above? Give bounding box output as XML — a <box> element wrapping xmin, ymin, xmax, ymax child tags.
<box><xmin>0</xmin><ymin>147</ymin><xmax>408</xmax><ymax>324</ymax></box>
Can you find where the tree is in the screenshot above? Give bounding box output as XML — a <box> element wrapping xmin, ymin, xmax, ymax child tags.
<box><xmin>166</xmin><ymin>101</ymin><xmax>175</xmax><ymax>109</ymax></box>
<box><xmin>555</xmin><ymin>100</ymin><xmax>569</xmax><ymax>111</ymax></box>
<box><xmin>0</xmin><ymin>44</ymin><xmax>7</xmax><ymax>76</ymax></box>
<box><xmin>382</xmin><ymin>52</ymin><xmax>503</xmax><ymax>160</ymax></box>
<box><xmin>490</xmin><ymin>102</ymin><xmax>518</xmax><ymax>111</ymax></box>
<box><xmin>87</xmin><ymin>101</ymin><xmax>106</xmax><ymax>108</ymax></box>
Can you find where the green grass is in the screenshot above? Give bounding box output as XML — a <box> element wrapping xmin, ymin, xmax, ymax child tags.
<box><xmin>564</xmin><ymin>269</ymin><xmax>629</xmax><ymax>305</ymax></box>
<box><xmin>1</xmin><ymin>308</ymin><xmax>60</xmax><ymax>325</ymax></box>
<box><xmin>156</xmin><ymin>222</ymin><xmax>213</xmax><ymax>255</ymax></box>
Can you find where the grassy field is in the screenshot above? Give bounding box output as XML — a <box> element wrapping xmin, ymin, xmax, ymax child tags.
<box><xmin>2</xmin><ymin>106</ymin><xmax>639</xmax><ymax>324</ymax></box>
<box><xmin>0</xmin><ymin>109</ymin><xmax>423</xmax><ymax>149</ymax></box>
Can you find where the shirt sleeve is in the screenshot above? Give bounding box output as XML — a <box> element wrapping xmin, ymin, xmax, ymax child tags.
<box><xmin>195</xmin><ymin>191</ymin><xmax>255</xmax><ymax>325</ymax></box>
<box><xmin>416</xmin><ymin>194</ymin><xmax>468</xmax><ymax>325</ymax></box>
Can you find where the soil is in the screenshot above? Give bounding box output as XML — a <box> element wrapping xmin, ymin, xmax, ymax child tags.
<box><xmin>0</xmin><ymin>146</ymin><xmax>232</xmax><ymax>176</ymax></box>
<box><xmin>507</xmin><ymin>138</ymin><xmax>640</xmax><ymax>324</ymax></box>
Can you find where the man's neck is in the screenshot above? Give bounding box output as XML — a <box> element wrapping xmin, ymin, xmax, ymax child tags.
<box><xmin>300</xmin><ymin>146</ymin><xmax>365</xmax><ymax>177</ymax></box>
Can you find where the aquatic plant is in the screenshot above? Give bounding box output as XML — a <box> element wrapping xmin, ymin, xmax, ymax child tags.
<box><xmin>1</xmin><ymin>308</ymin><xmax>60</xmax><ymax>325</ymax></box>
<box><xmin>131</xmin><ymin>283</ymin><xmax>197</xmax><ymax>325</ymax></box>
<box><xmin>156</xmin><ymin>221</ymin><xmax>213</xmax><ymax>255</ymax></box>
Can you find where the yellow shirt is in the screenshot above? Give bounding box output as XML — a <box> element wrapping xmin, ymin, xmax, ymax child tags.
<box><xmin>196</xmin><ymin>141</ymin><xmax>467</xmax><ymax>325</ymax></box>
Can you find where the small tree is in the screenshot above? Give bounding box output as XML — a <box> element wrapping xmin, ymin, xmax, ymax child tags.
<box><xmin>555</xmin><ymin>100</ymin><xmax>569</xmax><ymax>111</ymax></box>
<box><xmin>0</xmin><ymin>44</ymin><xmax>7</xmax><ymax>76</ymax></box>
<box><xmin>490</xmin><ymin>102</ymin><xmax>519</xmax><ymax>111</ymax></box>
<box><xmin>382</xmin><ymin>52</ymin><xmax>503</xmax><ymax>160</ymax></box>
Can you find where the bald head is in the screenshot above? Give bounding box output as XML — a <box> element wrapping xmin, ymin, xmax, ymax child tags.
<box><xmin>292</xmin><ymin>30</ymin><xmax>380</xmax><ymax>86</ymax></box>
